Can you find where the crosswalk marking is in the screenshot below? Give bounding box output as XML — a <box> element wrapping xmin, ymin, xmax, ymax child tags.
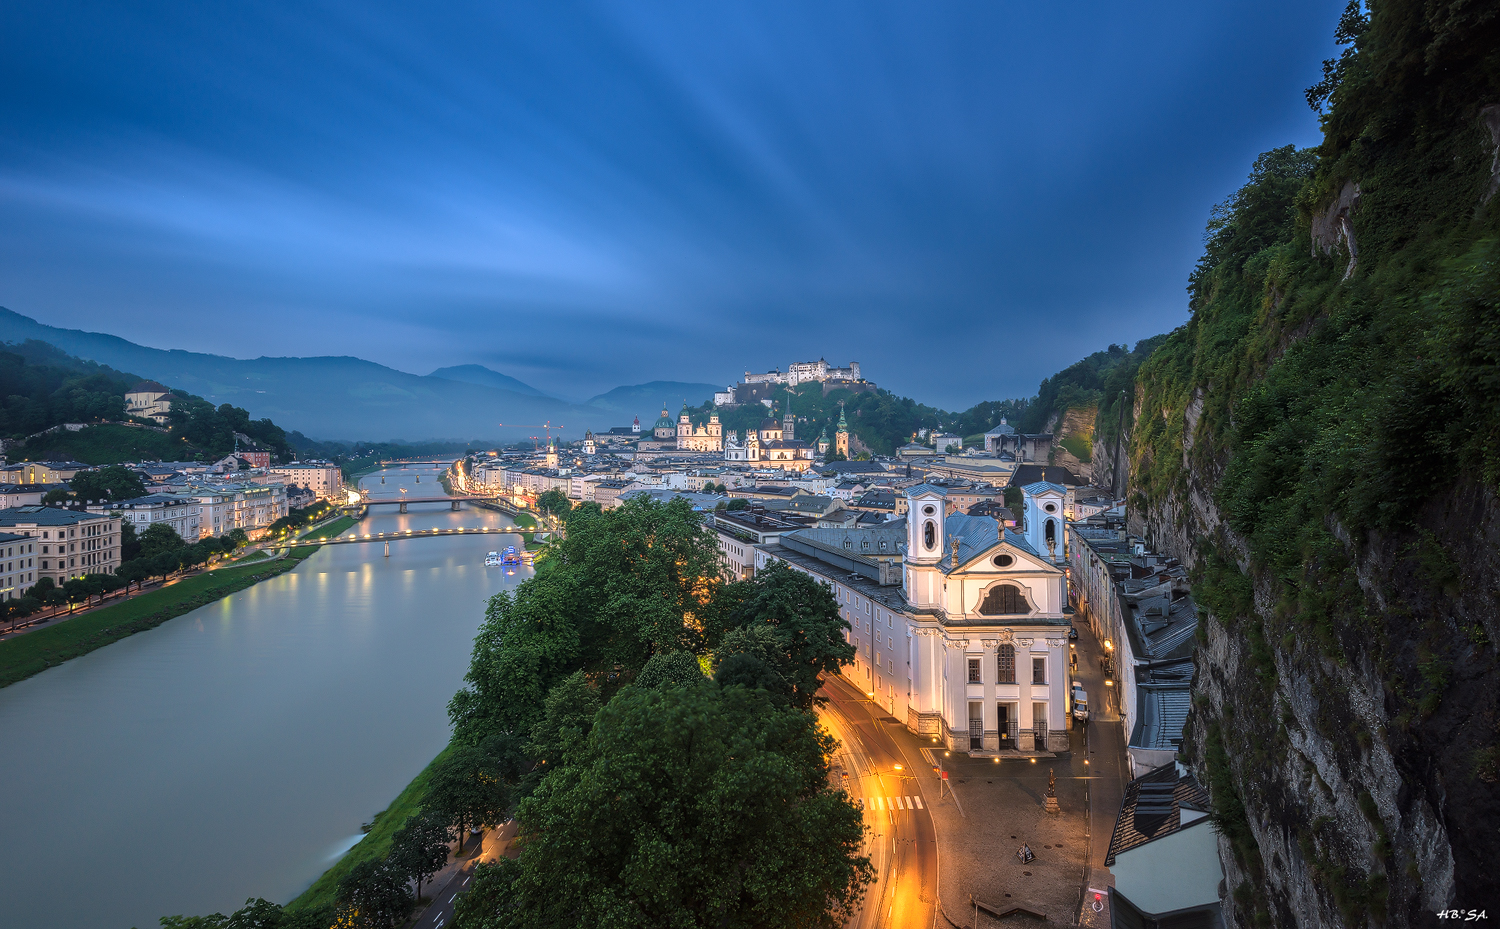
<box><xmin>865</xmin><ymin>795</ymin><xmax>926</xmax><ymax>812</ymax></box>
<box><xmin>912</xmin><ymin>795</ymin><xmax>923</xmax><ymax>809</ymax></box>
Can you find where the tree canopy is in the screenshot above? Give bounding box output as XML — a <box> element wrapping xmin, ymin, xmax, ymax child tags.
<box><xmin>455</xmin><ymin>684</ymin><xmax>870</xmax><ymax>929</ymax></box>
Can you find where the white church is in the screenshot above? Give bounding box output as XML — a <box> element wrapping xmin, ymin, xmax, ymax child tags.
<box><xmin>755</xmin><ymin>481</ymin><xmax>1075</xmax><ymax>753</ymax></box>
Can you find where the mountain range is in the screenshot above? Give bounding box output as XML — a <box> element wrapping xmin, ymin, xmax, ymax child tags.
<box><xmin>0</xmin><ymin>308</ymin><xmax>719</xmax><ymax>442</ymax></box>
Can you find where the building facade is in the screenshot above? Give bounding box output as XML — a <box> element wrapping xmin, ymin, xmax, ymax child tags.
<box><xmin>0</xmin><ymin>506</ymin><xmax>121</xmax><ymax>585</ymax></box>
<box><xmin>0</xmin><ymin>531</ymin><xmax>37</xmax><ymax>600</ymax></box>
<box><xmin>125</xmin><ymin>380</ymin><xmax>177</xmax><ymax>424</ymax></box>
<box><xmin>269</xmin><ymin>461</ymin><xmax>344</xmax><ymax>501</ymax></box>
<box><xmin>676</xmin><ymin>407</ymin><xmax>724</xmax><ymax>452</ymax></box>
<box><xmin>755</xmin><ymin>483</ymin><xmax>1075</xmax><ymax>753</ymax></box>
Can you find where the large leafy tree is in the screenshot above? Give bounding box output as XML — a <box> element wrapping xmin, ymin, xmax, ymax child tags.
<box><xmin>455</xmin><ymin>684</ymin><xmax>871</xmax><ymax>929</ymax></box>
<box><xmin>723</xmin><ymin>562</ymin><xmax>855</xmax><ymax>709</ymax></box>
<box><xmin>449</xmin><ymin>497</ymin><xmax>722</xmax><ymax>745</ymax></box>
<box><xmin>69</xmin><ymin>465</ymin><xmax>147</xmax><ymax>503</ymax></box>
<box><xmin>137</xmin><ymin>522</ymin><xmax>185</xmax><ymax>559</ymax></box>
<box><xmin>426</xmin><ymin>745</ymin><xmax>512</xmax><ymax>853</ymax></box>
<box><xmin>388</xmin><ymin>810</ymin><xmax>451</xmax><ymax>902</ymax></box>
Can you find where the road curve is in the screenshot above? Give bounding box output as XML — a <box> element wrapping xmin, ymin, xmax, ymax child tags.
<box><xmin>819</xmin><ymin>674</ymin><xmax>939</xmax><ymax>929</ymax></box>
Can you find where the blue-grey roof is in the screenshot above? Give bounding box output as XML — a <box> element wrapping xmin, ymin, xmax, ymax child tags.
<box><xmin>0</xmin><ymin>506</ymin><xmax>107</xmax><ymax>526</ymax></box>
<box><xmin>904</xmin><ymin>483</ymin><xmax>948</xmax><ymax>498</ymax></box>
<box><xmin>984</xmin><ymin>423</ymin><xmax>1016</xmax><ymax>436</ymax></box>
<box><xmin>1020</xmin><ymin>481</ymin><xmax>1068</xmax><ymax>496</ymax></box>
<box><xmin>1130</xmin><ymin>682</ymin><xmax>1193</xmax><ymax>752</ymax></box>
<box><xmin>111</xmin><ymin>494</ymin><xmax>196</xmax><ymax>508</ymax></box>
<box><xmin>938</xmin><ymin>513</ymin><xmax>1047</xmax><ymax>569</ymax></box>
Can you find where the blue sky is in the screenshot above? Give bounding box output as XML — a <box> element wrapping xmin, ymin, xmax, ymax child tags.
<box><xmin>0</xmin><ymin>2</ymin><xmax>1339</xmax><ymax>409</ymax></box>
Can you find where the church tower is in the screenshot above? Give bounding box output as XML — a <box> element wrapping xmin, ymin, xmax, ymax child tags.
<box><xmin>583</xmin><ymin>430</ymin><xmax>596</xmax><ymax>456</ymax></box>
<box><xmin>677</xmin><ymin>404</ymin><xmax>692</xmax><ymax>449</ymax></box>
<box><xmin>631</xmin><ymin>415</ymin><xmax>640</xmax><ymax>434</ymax></box>
<box><xmin>817</xmin><ymin>426</ymin><xmax>830</xmax><ymax>455</ymax></box>
<box><xmin>783</xmin><ymin>410</ymin><xmax>795</xmax><ymax>442</ymax></box>
<box><xmin>1022</xmin><ymin>481</ymin><xmax>1068</xmax><ymax>563</ymax></box>
<box><xmin>835</xmin><ymin>403</ymin><xmax>850</xmax><ymax>457</ymax></box>
<box><xmin>708</xmin><ymin>412</ymin><xmax>722</xmax><ymax>446</ymax></box>
<box><xmin>903</xmin><ymin>484</ymin><xmax>946</xmax><ymax>608</ymax></box>
<box><xmin>746</xmin><ymin>428</ymin><xmax>760</xmax><ymax>462</ymax></box>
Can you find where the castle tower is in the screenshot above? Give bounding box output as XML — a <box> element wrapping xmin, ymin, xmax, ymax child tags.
<box><xmin>835</xmin><ymin>402</ymin><xmax>850</xmax><ymax>457</ymax></box>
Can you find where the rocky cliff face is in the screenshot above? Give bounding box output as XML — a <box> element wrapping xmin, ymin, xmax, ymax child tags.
<box><xmin>1105</xmin><ymin>7</ymin><xmax>1500</xmax><ymax>925</ymax></box>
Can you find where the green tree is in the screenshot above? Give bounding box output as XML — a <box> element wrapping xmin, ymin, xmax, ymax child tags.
<box><xmin>42</xmin><ymin>487</ymin><xmax>70</xmax><ymax>505</ymax></box>
<box><xmin>454</xmin><ymin>684</ymin><xmax>871</xmax><ymax>929</ymax></box>
<box><xmin>334</xmin><ymin>858</ymin><xmax>411</xmax><ymax>929</ymax></box>
<box><xmin>723</xmin><ymin>562</ymin><xmax>855</xmax><ymax>709</ymax></box>
<box><xmin>726</xmin><ymin>497</ymin><xmax>749</xmax><ymax>511</ymax></box>
<box><xmin>119</xmin><ymin>519</ymin><xmax>140</xmax><ymax>560</ymax></box>
<box><xmin>138</xmin><ymin>522</ymin><xmax>185</xmax><ymax>559</ymax></box>
<box><xmin>388</xmin><ymin>810</ymin><xmax>451</xmax><ymax>903</ymax></box>
<box><xmin>69</xmin><ymin>465</ymin><xmax>147</xmax><ymax>503</ymax></box>
<box><xmin>158</xmin><ymin>898</ymin><xmax>335</xmax><ymax>929</ymax></box>
<box><xmin>535</xmin><ymin>488</ymin><xmax>572</xmax><ymax>521</ymax></box>
<box><xmin>524</xmin><ymin>672</ymin><xmax>602</xmax><ymax>775</ymax></box>
<box><xmin>426</xmin><ymin>745</ymin><xmax>512</xmax><ymax>853</ymax></box>
<box><xmin>634</xmin><ymin>649</ymin><xmax>707</xmax><ymax>690</ymax></box>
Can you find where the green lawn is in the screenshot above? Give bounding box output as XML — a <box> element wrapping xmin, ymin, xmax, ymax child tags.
<box><xmin>286</xmin><ymin>744</ymin><xmax>455</xmax><ymax>913</ymax></box>
<box><xmin>300</xmin><ymin>515</ymin><xmax>357</xmax><ymax>541</ymax></box>
<box><xmin>0</xmin><ymin>550</ymin><xmax>316</xmax><ymax>689</ymax></box>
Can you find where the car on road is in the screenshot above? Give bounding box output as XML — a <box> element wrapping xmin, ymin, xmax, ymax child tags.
<box><xmin>1071</xmin><ymin>682</ymin><xmax>1089</xmax><ymax>721</ymax></box>
<box><xmin>1068</xmin><ymin>625</ymin><xmax>1078</xmax><ymax>640</ymax></box>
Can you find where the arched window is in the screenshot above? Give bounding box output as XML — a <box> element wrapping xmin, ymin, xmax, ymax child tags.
<box><xmin>1045</xmin><ymin>519</ymin><xmax>1057</xmax><ymax>547</ymax></box>
<box><xmin>924</xmin><ymin>521</ymin><xmax>935</xmax><ymax>549</ymax></box>
<box><xmin>996</xmin><ymin>644</ymin><xmax>1016</xmax><ymax>683</ymax></box>
<box><xmin>979</xmin><ymin>584</ymin><xmax>1027</xmax><ymax>615</ymax></box>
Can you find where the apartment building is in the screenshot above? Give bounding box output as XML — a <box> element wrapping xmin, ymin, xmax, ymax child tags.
<box><xmin>0</xmin><ymin>531</ymin><xmax>37</xmax><ymax>600</ymax></box>
<box><xmin>97</xmin><ymin>494</ymin><xmax>202</xmax><ymax>543</ymax></box>
<box><xmin>269</xmin><ymin>461</ymin><xmax>344</xmax><ymax>501</ymax></box>
<box><xmin>0</xmin><ymin>506</ymin><xmax>121</xmax><ymax>585</ymax></box>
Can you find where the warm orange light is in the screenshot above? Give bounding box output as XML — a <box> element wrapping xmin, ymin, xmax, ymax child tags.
<box><xmin>1104</xmin><ymin>639</ymin><xmax>1114</xmax><ymax>651</ymax></box>
<box><xmin>893</xmin><ymin>764</ymin><xmax>903</xmax><ymax>773</ymax></box>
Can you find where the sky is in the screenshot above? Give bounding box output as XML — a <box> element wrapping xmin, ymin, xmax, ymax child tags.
<box><xmin>0</xmin><ymin>2</ymin><xmax>1340</xmax><ymax>410</ymax></box>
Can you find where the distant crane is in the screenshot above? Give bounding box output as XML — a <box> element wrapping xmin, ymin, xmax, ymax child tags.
<box><xmin>498</xmin><ymin>422</ymin><xmax>565</xmax><ymax>449</ymax></box>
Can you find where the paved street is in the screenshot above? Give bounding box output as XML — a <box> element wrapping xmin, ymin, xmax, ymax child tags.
<box><xmin>820</xmin><ymin>674</ymin><xmax>940</xmax><ymax>929</ymax></box>
<box><xmin>411</xmin><ymin>820</ymin><xmax>519</xmax><ymax>929</ymax></box>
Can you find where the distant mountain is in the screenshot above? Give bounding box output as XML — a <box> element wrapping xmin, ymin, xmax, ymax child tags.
<box><xmin>0</xmin><ymin>308</ymin><xmax>607</xmax><ymax>442</ymax></box>
<box><xmin>428</xmin><ymin>364</ymin><xmax>550</xmax><ymax>398</ymax></box>
<box><xmin>585</xmin><ymin>381</ymin><xmax>723</xmax><ymax>417</ymax></box>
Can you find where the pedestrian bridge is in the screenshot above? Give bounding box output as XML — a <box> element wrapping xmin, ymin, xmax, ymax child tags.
<box><xmin>298</xmin><ymin>525</ymin><xmax>527</xmax><ymax>550</ymax></box>
<box><xmin>359</xmin><ymin>494</ymin><xmax>489</xmax><ymax>512</ymax></box>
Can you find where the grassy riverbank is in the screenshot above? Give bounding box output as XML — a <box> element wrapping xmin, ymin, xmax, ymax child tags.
<box><xmin>0</xmin><ymin>549</ymin><xmax>322</xmax><ymax>689</ymax></box>
<box><xmin>286</xmin><ymin>744</ymin><xmax>455</xmax><ymax>913</ymax></box>
<box><xmin>300</xmin><ymin>515</ymin><xmax>357</xmax><ymax>541</ymax></box>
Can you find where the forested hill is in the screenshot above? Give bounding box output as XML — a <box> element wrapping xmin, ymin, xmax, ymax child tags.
<box><xmin>0</xmin><ymin>339</ymin><xmax>294</xmax><ymax>464</ymax></box>
<box><xmin>1097</xmin><ymin>3</ymin><xmax>1500</xmax><ymax>925</ymax></box>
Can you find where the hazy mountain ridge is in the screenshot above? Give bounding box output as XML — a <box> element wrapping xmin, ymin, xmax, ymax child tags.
<box><xmin>585</xmin><ymin>381</ymin><xmax>722</xmax><ymax>415</ymax></box>
<box><xmin>0</xmin><ymin>309</ymin><xmax>621</xmax><ymax>441</ymax></box>
<box><xmin>428</xmin><ymin>364</ymin><xmax>551</xmax><ymax>398</ymax></box>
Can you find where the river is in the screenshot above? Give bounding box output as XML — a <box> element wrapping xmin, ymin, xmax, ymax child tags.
<box><xmin>0</xmin><ymin>463</ymin><xmax>528</xmax><ymax>928</ymax></box>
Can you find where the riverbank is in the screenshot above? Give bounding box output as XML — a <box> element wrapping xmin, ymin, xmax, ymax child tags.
<box><xmin>286</xmin><ymin>744</ymin><xmax>455</xmax><ymax>913</ymax></box>
<box><xmin>0</xmin><ymin>517</ymin><xmax>357</xmax><ymax>690</ymax></box>
<box><xmin>0</xmin><ymin>550</ymin><xmax>314</xmax><ymax>689</ymax></box>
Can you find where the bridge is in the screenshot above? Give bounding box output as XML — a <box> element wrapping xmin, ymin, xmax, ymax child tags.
<box><xmin>295</xmin><ymin>525</ymin><xmax>533</xmax><ymax>561</ymax></box>
<box><xmin>359</xmin><ymin>494</ymin><xmax>489</xmax><ymax>512</ymax></box>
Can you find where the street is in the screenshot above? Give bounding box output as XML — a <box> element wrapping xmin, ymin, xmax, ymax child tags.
<box><xmin>819</xmin><ymin>674</ymin><xmax>939</xmax><ymax>929</ymax></box>
<box><xmin>412</xmin><ymin>820</ymin><xmax>519</xmax><ymax>929</ymax></box>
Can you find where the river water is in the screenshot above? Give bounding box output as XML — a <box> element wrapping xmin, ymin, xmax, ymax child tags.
<box><xmin>0</xmin><ymin>464</ymin><xmax>528</xmax><ymax>929</ymax></box>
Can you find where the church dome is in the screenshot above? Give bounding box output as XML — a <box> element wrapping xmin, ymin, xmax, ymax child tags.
<box><xmin>760</xmin><ymin>418</ymin><xmax>779</xmax><ymax>430</ymax></box>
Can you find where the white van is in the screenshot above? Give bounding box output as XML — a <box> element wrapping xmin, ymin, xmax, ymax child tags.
<box><xmin>1071</xmin><ymin>682</ymin><xmax>1089</xmax><ymax>721</ymax></box>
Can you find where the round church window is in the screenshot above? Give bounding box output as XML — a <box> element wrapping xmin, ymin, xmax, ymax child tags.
<box><xmin>1044</xmin><ymin>503</ymin><xmax>1057</xmax><ymax>513</ymax></box>
<box><xmin>923</xmin><ymin>505</ymin><xmax>936</xmax><ymax>516</ymax></box>
<box><xmin>992</xmin><ymin>554</ymin><xmax>1014</xmax><ymax>568</ymax></box>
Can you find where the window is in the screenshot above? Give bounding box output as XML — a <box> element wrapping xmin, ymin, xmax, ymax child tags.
<box><xmin>978</xmin><ymin>584</ymin><xmax>1027</xmax><ymax>615</ymax></box>
<box><xmin>992</xmin><ymin>554</ymin><xmax>1014</xmax><ymax>567</ymax></box>
<box><xmin>1032</xmin><ymin>658</ymin><xmax>1046</xmax><ymax>685</ymax></box>
<box><xmin>968</xmin><ymin>658</ymin><xmax>981</xmax><ymax>683</ymax></box>
<box><xmin>998</xmin><ymin>645</ymin><xmax>1015</xmax><ymax>682</ymax></box>
<box><xmin>924</xmin><ymin>521</ymin><xmax>935</xmax><ymax>548</ymax></box>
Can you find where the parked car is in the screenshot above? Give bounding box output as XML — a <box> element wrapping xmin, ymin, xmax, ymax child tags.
<box><xmin>1068</xmin><ymin>625</ymin><xmax>1079</xmax><ymax>640</ymax></box>
<box><xmin>1072</xmin><ymin>682</ymin><xmax>1089</xmax><ymax>721</ymax></box>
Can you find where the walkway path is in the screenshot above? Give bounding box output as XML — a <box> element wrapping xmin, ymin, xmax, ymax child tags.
<box><xmin>410</xmin><ymin>821</ymin><xmax>519</xmax><ymax>929</ymax></box>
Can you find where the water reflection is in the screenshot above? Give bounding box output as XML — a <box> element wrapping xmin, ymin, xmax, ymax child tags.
<box><xmin>0</xmin><ymin>465</ymin><xmax>528</xmax><ymax>929</ymax></box>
